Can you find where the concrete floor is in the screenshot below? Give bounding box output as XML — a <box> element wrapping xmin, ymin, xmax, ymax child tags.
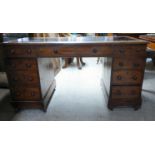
<box><xmin>9</xmin><ymin>58</ymin><xmax>155</xmax><ymax>121</ymax></box>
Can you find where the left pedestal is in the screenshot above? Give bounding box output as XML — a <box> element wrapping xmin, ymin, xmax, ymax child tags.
<box><xmin>4</xmin><ymin>51</ymin><xmax>56</xmax><ymax>112</ymax></box>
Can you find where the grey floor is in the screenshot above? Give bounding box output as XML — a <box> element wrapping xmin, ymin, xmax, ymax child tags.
<box><xmin>3</xmin><ymin>58</ymin><xmax>155</xmax><ymax>121</ymax></box>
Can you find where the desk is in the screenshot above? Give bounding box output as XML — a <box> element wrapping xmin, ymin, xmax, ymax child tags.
<box><xmin>1</xmin><ymin>36</ymin><xmax>147</xmax><ymax>111</ymax></box>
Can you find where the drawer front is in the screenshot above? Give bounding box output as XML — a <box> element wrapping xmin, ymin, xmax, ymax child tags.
<box><xmin>109</xmin><ymin>98</ymin><xmax>140</xmax><ymax>106</ymax></box>
<box><xmin>37</xmin><ymin>45</ymin><xmax>113</xmax><ymax>57</ymax></box>
<box><xmin>11</xmin><ymin>87</ymin><xmax>41</xmax><ymax>101</ymax></box>
<box><xmin>113</xmin><ymin>45</ymin><xmax>147</xmax><ymax>58</ymax></box>
<box><xmin>113</xmin><ymin>58</ymin><xmax>145</xmax><ymax>70</ymax></box>
<box><xmin>5</xmin><ymin>46</ymin><xmax>36</xmax><ymax>58</ymax></box>
<box><xmin>112</xmin><ymin>70</ymin><xmax>143</xmax><ymax>85</ymax></box>
<box><xmin>6</xmin><ymin>58</ymin><xmax>37</xmax><ymax>71</ymax></box>
<box><xmin>8</xmin><ymin>71</ymin><xmax>39</xmax><ymax>86</ymax></box>
<box><xmin>11</xmin><ymin>101</ymin><xmax>43</xmax><ymax>110</ymax></box>
<box><xmin>111</xmin><ymin>86</ymin><xmax>141</xmax><ymax>99</ymax></box>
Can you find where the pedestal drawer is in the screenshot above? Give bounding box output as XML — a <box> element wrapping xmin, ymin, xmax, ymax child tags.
<box><xmin>111</xmin><ymin>86</ymin><xmax>141</xmax><ymax>99</ymax></box>
<box><xmin>6</xmin><ymin>58</ymin><xmax>37</xmax><ymax>71</ymax></box>
<box><xmin>109</xmin><ymin>98</ymin><xmax>141</xmax><ymax>107</ymax></box>
<box><xmin>11</xmin><ymin>87</ymin><xmax>41</xmax><ymax>101</ymax></box>
<box><xmin>113</xmin><ymin>45</ymin><xmax>146</xmax><ymax>58</ymax></box>
<box><xmin>113</xmin><ymin>58</ymin><xmax>145</xmax><ymax>70</ymax></box>
<box><xmin>112</xmin><ymin>70</ymin><xmax>143</xmax><ymax>85</ymax></box>
<box><xmin>5</xmin><ymin>46</ymin><xmax>36</xmax><ymax>57</ymax></box>
<box><xmin>8</xmin><ymin>71</ymin><xmax>39</xmax><ymax>86</ymax></box>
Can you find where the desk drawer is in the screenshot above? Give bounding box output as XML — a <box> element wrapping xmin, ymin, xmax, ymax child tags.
<box><xmin>58</xmin><ymin>45</ymin><xmax>113</xmax><ymax>57</ymax></box>
<box><xmin>6</xmin><ymin>58</ymin><xmax>37</xmax><ymax>71</ymax></box>
<box><xmin>37</xmin><ymin>45</ymin><xmax>113</xmax><ymax>57</ymax></box>
<box><xmin>5</xmin><ymin>46</ymin><xmax>36</xmax><ymax>57</ymax></box>
<box><xmin>112</xmin><ymin>70</ymin><xmax>143</xmax><ymax>85</ymax></box>
<box><xmin>109</xmin><ymin>98</ymin><xmax>140</xmax><ymax>107</ymax></box>
<box><xmin>11</xmin><ymin>87</ymin><xmax>41</xmax><ymax>101</ymax></box>
<box><xmin>8</xmin><ymin>71</ymin><xmax>39</xmax><ymax>86</ymax></box>
<box><xmin>111</xmin><ymin>86</ymin><xmax>141</xmax><ymax>99</ymax></box>
<box><xmin>113</xmin><ymin>58</ymin><xmax>145</xmax><ymax>70</ymax></box>
<box><xmin>113</xmin><ymin>45</ymin><xmax>146</xmax><ymax>58</ymax></box>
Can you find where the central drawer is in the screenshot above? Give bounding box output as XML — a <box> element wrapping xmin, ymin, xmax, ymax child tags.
<box><xmin>37</xmin><ymin>45</ymin><xmax>113</xmax><ymax>57</ymax></box>
<box><xmin>112</xmin><ymin>70</ymin><xmax>143</xmax><ymax>85</ymax></box>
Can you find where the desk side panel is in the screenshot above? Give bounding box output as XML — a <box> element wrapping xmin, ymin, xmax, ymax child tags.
<box><xmin>37</xmin><ymin>58</ymin><xmax>55</xmax><ymax>98</ymax></box>
<box><xmin>101</xmin><ymin>57</ymin><xmax>112</xmax><ymax>100</ymax></box>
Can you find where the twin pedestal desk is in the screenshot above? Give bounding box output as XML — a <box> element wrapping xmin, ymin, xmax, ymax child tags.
<box><xmin>1</xmin><ymin>36</ymin><xmax>148</xmax><ymax>111</ymax></box>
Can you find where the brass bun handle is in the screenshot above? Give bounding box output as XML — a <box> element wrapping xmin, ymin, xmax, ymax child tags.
<box><xmin>27</xmin><ymin>49</ymin><xmax>32</xmax><ymax>54</ymax></box>
<box><xmin>11</xmin><ymin>49</ymin><xmax>15</xmax><ymax>54</ymax></box>
<box><xmin>92</xmin><ymin>48</ymin><xmax>98</xmax><ymax>53</ymax></box>
<box><xmin>53</xmin><ymin>49</ymin><xmax>58</xmax><ymax>54</ymax></box>
<box><xmin>31</xmin><ymin>92</ymin><xmax>35</xmax><ymax>97</ymax></box>
<box><xmin>118</xmin><ymin>62</ymin><xmax>124</xmax><ymax>67</ymax></box>
<box><xmin>117</xmin><ymin>75</ymin><xmax>122</xmax><ymax>80</ymax></box>
<box><xmin>26</xmin><ymin>64</ymin><xmax>32</xmax><ymax>68</ymax></box>
<box><xmin>116</xmin><ymin>90</ymin><xmax>121</xmax><ymax>95</ymax></box>
<box><xmin>119</xmin><ymin>50</ymin><xmax>125</xmax><ymax>54</ymax></box>
<box><xmin>132</xmin><ymin>76</ymin><xmax>137</xmax><ymax>80</ymax></box>
<box><xmin>133</xmin><ymin>63</ymin><xmax>140</xmax><ymax>67</ymax></box>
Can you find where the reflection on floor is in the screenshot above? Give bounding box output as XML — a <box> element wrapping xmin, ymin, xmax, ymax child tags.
<box><xmin>2</xmin><ymin>58</ymin><xmax>155</xmax><ymax>121</ymax></box>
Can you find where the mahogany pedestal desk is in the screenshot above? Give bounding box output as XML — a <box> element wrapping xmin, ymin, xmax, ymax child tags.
<box><xmin>1</xmin><ymin>36</ymin><xmax>147</xmax><ymax>111</ymax></box>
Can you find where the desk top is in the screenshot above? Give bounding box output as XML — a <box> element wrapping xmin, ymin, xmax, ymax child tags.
<box><xmin>139</xmin><ymin>35</ymin><xmax>155</xmax><ymax>43</ymax></box>
<box><xmin>2</xmin><ymin>36</ymin><xmax>147</xmax><ymax>45</ymax></box>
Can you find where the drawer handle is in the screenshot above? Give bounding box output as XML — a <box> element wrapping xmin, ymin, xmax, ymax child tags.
<box><xmin>119</xmin><ymin>50</ymin><xmax>125</xmax><ymax>54</ymax></box>
<box><xmin>118</xmin><ymin>62</ymin><xmax>124</xmax><ymax>67</ymax></box>
<box><xmin>131</xmin><ymin>90</ymin><xmax>136</xmax><ymax>95</ymax></box>
<box><xmin>15</xmin><ymin>92</ymin><xmax>21</xmax><ymax>96</ymax></box>
<box><xmin>92</xmin><ymin>48</ymin><xmax>98</xmax><ymax>53</ymax></box>
<box><xmin>116</xmin><ymin>90</ymin><xmax>121</xmax><ymax>95</ymax></box>
<box><xmin>28</xmin><ymin>77</ymin><xmax>33</xmax><ymax>81</ymax></box>
<box><xmin>27</xmin><ymin>49</ymin><xmax>32</xmax><ymax>54</ymax></box>
<box><xmin>54</xmin><ymin>49</ymin><xmax>58</xmax><ymax>54</ymax></box>
<box><xmin>132</xmin><ymin>76</ymin><xmax>137</xmax><ymax>80</ymax></box>
<box><xmin>10</xmin><ymin>63</ymin><xmax>16</xmax><ymax>68</ymax></box>
<box><xmin>12</xmin><ymin>64</ymin><xmax>16</xmax><ymax>68</ymax></box>
<box><xmin>31</xmin><ymin>92</ymin><xmax>35</xmax><ymax>97</ymax></box>
<box><xmin>13</xmin><ymin>77</ymin><xmax>18</xmax><ymax>81</ymax></box>
<box><xmin>11</xmin><ymin>49</ymin><xmax>15</xmax><ymax>54</ymax></box>
<box><xmin>133</xmin><ymin>63</ymin><xmax>140</xmax><ymax>67</ymax></box>
<box><xmin>117</xmin><ymin>75</ymin><xmax>122</xmax><ymax>80</ymax></box>
<box><xmin>26</xmin><ymin>64</ymin><xmax>32</xmax><ymax>68</ymax></box>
